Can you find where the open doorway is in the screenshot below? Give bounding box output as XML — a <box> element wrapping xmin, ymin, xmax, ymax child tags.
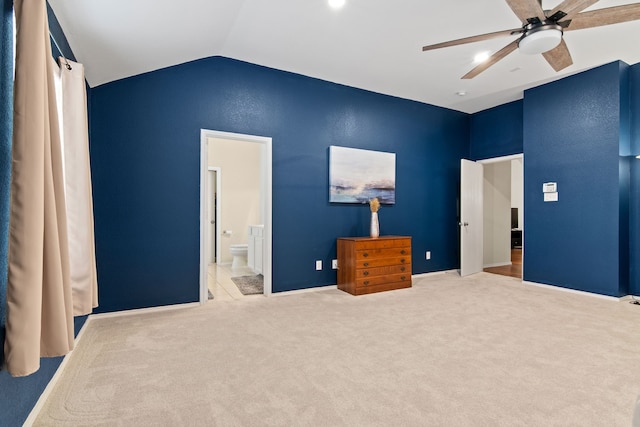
<box><xmin>459</xmin><ymin>155</ymin><xmax>523</xmax><ymax>278</ymax></box>
<box><xmin>199</xmin><ymin>129</ymin><xmax>273</xmax><ymax>303</ymax></box>
<box><xmin>480</xmin><ymin>154</ymin><xmax>523</xmax><ymax>279</ymax></box>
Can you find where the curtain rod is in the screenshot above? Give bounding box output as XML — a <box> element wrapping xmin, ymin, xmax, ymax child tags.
<box><xmin>49</xmin><ymin>31</ymin><xmax>72</xmax><ymax>70</ymax></box>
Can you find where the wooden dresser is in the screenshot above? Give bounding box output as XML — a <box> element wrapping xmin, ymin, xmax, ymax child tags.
<box><xmin>337</xmin><ymin>236</ymin><xmax>412</xmax><ymax>295</ymax></box>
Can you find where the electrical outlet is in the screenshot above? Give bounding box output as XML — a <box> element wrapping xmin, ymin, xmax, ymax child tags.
<box><xmin>316</xmin><ymin>260</ymin><xmax>322</xmax><ymax>271</ymax></box>
<box><xmin>426</xmin><ymin>251</ymin><xmax>431</xmax><ymax>260</ymax></box>
<box><xmin>332</xmin><ymin>259</ymin><xmax>338</xmax><ymax>269</ymax></box>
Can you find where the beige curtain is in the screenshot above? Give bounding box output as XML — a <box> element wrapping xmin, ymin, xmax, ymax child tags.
<box><xmin>4</xmin><ymin>0</ymin><xmax>74</xmax><ymax>377</ymax></box>
<box><xmin>59</xmin><ymin>58</ymin><xmax>98</xmax><ymax>316</ymax></box>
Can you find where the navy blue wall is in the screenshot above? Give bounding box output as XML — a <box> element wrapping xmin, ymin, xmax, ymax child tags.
<box><xmin>469</xmin><ymin>100</ymin><xmax>523</xmax><ymax>160</ymax></box>
<box><xmin>523</xmin><ymin>62</ymin><xmax>630</xmax><ymax>296</ymax></box>
<box><xmin>0</xmin><ymin>0</ymin><xmax>13</xmax><ymax>369</ymax></box>
<box><xmin>89</xmin><ymin>56</ymin><xmax>470</xmax><ymax>312</ymax></box>
<box><xmin>631</xmin><ymin>63</ymin><xmax>640</xmax><ymax>296</ymax></box>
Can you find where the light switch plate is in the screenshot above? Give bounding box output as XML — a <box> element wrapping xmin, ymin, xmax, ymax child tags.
<box><xmin>543</xmin><ymin>182</ymin><xmax>557</xmax><ymax>193</ymax></box>
<box><xmin>315</xmin><ymin>260</ymin><xmax>322</xmax><ymax>270</ymax></box>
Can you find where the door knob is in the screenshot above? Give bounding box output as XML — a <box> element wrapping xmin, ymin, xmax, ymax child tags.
<box><xmin>459</xmin><ymin>222</ymin><xmax>469</xmax><ymax>227</ymax></box>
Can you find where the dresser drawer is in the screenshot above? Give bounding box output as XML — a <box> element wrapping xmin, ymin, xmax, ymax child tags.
<box><xmin>355</xmin><ymin>264</ymin><xmax>410</xmax><ymax>278</ymax></box>
<box><xmin>356</xmin><ymin>247</ymin><xmax>410</xmax><ymax>260</ymax></box>
<box><xmin>356</xmin><ymin>256</ymin><xmax>410</xmax><ymax>269</ymax></box>
<box><xmin>354</xmin><ymin>238</ymin><xmax>410</xmax><ymax>250</ymax></box>
<box><xmin>356</xmin><ymin>273</ymin><xmax>412</xmax><ymax>288</ymax></box>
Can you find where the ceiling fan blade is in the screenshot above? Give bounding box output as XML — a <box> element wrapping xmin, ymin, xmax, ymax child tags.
<box><xmin>548</xmin><ymin>0</ymin><xmax>599</xmax><ymax>22</ymax></box>
<box><xmin>565</xmin><ymin>3</ymin><xmax>640</xmax><ymax>31</ymax></box>
<box><xmin>542</xmin><ymin>39</ymin><xmax>573</xmax><ymax>71</ymax></box>
<box><xmin>504</xmin><ymin>0</ymin><xmax>546</xmax><ymax>24</ymax></box>
<box><xmin>462</xmin><ymin>39</ymin><xmax>519</xmax><ymax>79</ymax></box>
<box><xmin>422</xmin><ymin>28</ymin><xmax>521</xmax><ymax>52</ymax></box>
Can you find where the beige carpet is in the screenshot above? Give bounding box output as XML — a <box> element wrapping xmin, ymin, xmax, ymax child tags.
<box><xmin>34</xmin><ymin>272</ymin><xmax>640</xmax><ymax>426</ymax></box>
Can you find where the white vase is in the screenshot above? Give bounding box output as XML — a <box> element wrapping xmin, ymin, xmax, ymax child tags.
<box><xmin>370</xmin><ymin>212</ymin><xmax>379</xmax><ymax>238</ymax></box>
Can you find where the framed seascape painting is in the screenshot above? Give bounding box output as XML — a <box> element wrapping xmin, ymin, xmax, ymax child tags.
<box><xmin>329</xmin><ymin>146</ymin><xmax>396</xmax><ymax>204</ymax></box>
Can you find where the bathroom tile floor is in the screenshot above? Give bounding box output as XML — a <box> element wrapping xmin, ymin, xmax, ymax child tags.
<box><xmin>207</xmin><ymin>263</ymin><xmax>260</xmax><ymax>301</ymax></box>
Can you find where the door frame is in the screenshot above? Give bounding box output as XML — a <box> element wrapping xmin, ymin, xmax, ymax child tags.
<box><xmin>478</xmin><ymin>153</ymin><xmax>524</xmax><ymax>277</ymax></box>
<box><xmin>199</xmin><ymin>129</ymin><xmax>273</xmax><ymax>302</ymax></box>
<box><xmin>207</xmin><ymin>167</ymin><xmax>221</xmax><ymax>264</ymax></box>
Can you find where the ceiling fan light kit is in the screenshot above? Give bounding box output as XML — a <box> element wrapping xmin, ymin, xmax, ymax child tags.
<box><xmin>518</xmin><ymin>24</ymin><xmax>563</xmax><ymax>55</ymax></box>
<box><xmin>421</xmin><ymin>0</ymin><xmax>640</xmax><ymax>79</ymax></box>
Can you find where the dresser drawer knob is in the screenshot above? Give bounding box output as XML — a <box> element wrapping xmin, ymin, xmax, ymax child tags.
<box><xmin>401</xmin><ymin>276</ymin><xmax>406</xmax><ymax>281</ymax></box>
<box><xmin>364</xmin><ymin>280</ymin><xmax>369</xmax><ymax>285</ymax></box>
<box><xmin>401</xmin><ymin>258</ymin><xmax>406</xmax><ymax>263</ymax></box>
<box><xmin>363</xmin><ymin>252</ymin><xmax>369</xmax><ymax>257</ymax></box>
<box><xmin>400</xmin><ymin>267</ymin><xmax>405</xmax><ymax>272</ymax></box>
<box><xmin>363</xmin><ymin>271</ymin><xmax>369</xmax><ymax>276</ymax></box>
<box><xmin>400</xmin><ymin>249</ymin><xmax>406</xmax><ymax>255</ymax></box>
<box><xmin>363</xmin><ymin>262</ymin><xmax>369</xmax><ymax>267</ymax></box>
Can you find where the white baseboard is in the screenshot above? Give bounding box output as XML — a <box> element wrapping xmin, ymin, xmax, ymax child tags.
<box><xmin>23</xmin><ymin>301</ymin><xmax>200</xmax><ymax>425</ymax></box>
<box><xmin>522</xmin><ymin>280</ymin><xmax>621</xmax><ymax>301</ymax></box>
<box><xmin>412</xmin><ymin>269</ymin><xmax>458</xmax><ymax>279</ymax></box>
<box><xmin>23</xmin><ymin>316</ymin><xmax>94</xmax><ymax>427</ymax></box>
<box><xmin>89</xmin><ymin>302</ymin><xmax>200</xmax><ymax>319</ymax></box>
<box><xmin>271</xmin><ymin>284</ymin><xmax>338</xmax><ymax>297</ymax></box>
<box><xmin>273</xmin><ymin>270</ymin><xmax>458</xmax><ymax>296</ymax></box>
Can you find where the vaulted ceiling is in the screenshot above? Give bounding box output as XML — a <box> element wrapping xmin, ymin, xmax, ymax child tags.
<box><xmin>48</xmin><ymin>0</ymin><xmax>640</xmax><ymax>113</ymax></box>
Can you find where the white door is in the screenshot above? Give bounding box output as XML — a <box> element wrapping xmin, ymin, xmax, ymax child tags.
<box><xmin>460</xmin><ymin>159</ymin><xmax>483</xmax><ymax>277</ymax></box>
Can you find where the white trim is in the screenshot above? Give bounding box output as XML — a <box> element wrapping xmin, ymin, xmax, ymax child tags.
<box><xmin>273</xmin><ymin>270</ymin><xmax>460</xmax><ymax>296</ymax></box>
<box><xmin>411</xmin><ymin>269</ymin><xmax>458</xmax><ymax>280</ymax></box>
<box><xmin>200</xmin><ymin>129</ymin><xmax>273</xmax><ymax>302</ymax></box>
<box><xmin>207</xmin><ymin>167</ymin><xmax>221</xmax><ymax>264</ymax></box>
<box><xmin>271</xmin><ymin>284</ymin><xmax>338</xmax><ymax>297</ymax></box>
<box><xmin>476</xmin><ymin>153</ymin><xmax>524</xmax><ymax>281</ymax></box>
<box><xmin>89</xmin><ymin>302</ymin><xmax>200</xmax><ymax>319</ymax></box>
<box><xmin>23</xmin><ymin>302</ymin><xmax>199</xmax><ymax>425</ymax></box>
<box><xmin>199</xmin><ymin>136</ymin><xmax>208</xmax><ymax>304</ymax></box>
<box><xmin>522</xmin><ymin>280</ymin><xmax>621</xmax><ymax>301</ymax></box>
<box><xmin>477</xmin><ymin>153</ymin><xmax>523</xmax><ymax>164</ymax></box>
<box><xmin>23</xmin><ymin>316</ymin><xmax>94</xmax><ymax>427</ymax></box>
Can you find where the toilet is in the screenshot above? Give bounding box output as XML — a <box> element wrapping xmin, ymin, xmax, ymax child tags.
<box><xmin>229</xmin><ymin>244</ymin><xmax>248</xmax><ymax>269</ymax></box>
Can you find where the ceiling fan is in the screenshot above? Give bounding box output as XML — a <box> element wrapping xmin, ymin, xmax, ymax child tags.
<box><xmin>422</xmin><ymin>0</ymin><xmax>640</xmax><ymax>79</ymax></box>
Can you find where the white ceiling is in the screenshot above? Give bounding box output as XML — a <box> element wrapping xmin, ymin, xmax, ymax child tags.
<box><xmin>48</xmin><ymin>0</ymin><xmax>640</xmax><ymax>113</ymax></box>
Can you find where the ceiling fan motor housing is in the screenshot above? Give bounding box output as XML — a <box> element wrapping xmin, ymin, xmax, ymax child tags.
<box><xmin>518</xmin><ymin>22</ymin><xmax>564</xmax><ymax>55</ymax></box>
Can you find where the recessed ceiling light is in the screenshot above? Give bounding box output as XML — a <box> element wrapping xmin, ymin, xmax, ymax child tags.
<box><xmin>474</xmin><ymin>51</ymin><xmax>490</xmax><ymax>63</ymax></box>
<box><xmin>456</xmin><ymin>91</ymin><xmax>467</xmax><ymax>97</ymax></box>
<box><xmin>328</xmin><ymin>0</ymin><xmax>345</xmax><ymax>9</ymax></box>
